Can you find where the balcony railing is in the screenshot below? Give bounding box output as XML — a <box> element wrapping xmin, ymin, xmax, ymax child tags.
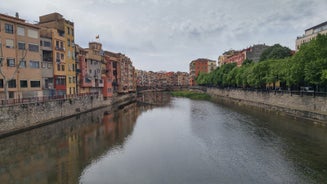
<box><xmin>0</xmin><ymin>92</ymin><xmax>99</xmax><ymax>106</ymax></box>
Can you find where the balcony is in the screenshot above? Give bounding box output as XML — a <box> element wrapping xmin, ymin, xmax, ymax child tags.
<box><xmin>55</xmin><ymin>47</ymin><xmax>65</xmax><ymax>51</ymax></box>
<box><xmin>95</xmin><ymin>79</ymin><xmax>104</xmax><ymax>87</ymax></box>
<box><xmin>43</xmin><ymin>57</ymin><xmax>53</xmax><ymax>62</ymax></box>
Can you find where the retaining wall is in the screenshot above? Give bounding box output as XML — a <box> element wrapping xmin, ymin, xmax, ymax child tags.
<box><xmin>207</xmin><ymin>88</ymin><xmax>327</xmax><ymax>123</ymax></box>
<box><xmin>0</xmin><ymin>93</ymin><xmax>136</xmax><ymax>138</ymax></box>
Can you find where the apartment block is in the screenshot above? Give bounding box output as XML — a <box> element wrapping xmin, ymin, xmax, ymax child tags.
<box><xmin>176</xmin><ymin>72</ymin><xmax>189</xmax><ymax>86</ymax></box>
<box><xmin>102</xmin><ymin>54</ymin><xmax>113</xmax><ymax>98</ymax></box>
<box><xmin>0</xmin><ymin>13</ymin><xmax>42</xmax><ymax>100</ymax></box>
<box><xmin>85</xmin><ymin>42</ymin><xmax>104</xmax><ymax>94</ymax></box>
<box><xmin>39</xmin><ymin>13</ymin><xmax>76</xmax><ymax>95</ymax></box>
<box><xmin>296</xmin><ymin>21</ymin><xmax>327</xmax><ymax>51</ymax></box>
<box><xmin>189</xmin><ymin>58</ymin><xmax>216</xmax><ymax>86</ymax></box>
<box><xmin>105</xmin><ymin>52</ymin><xmax>136</xmax><ymax>94</ymax></box>
<box><xmin>75</xmin><ymin>44</ymin><xmax>91</xmax><ymax>94</ymax></box>
<box><xmin>219</xmin><ymin>44</ymin><xmax>269</xmax><ymax>67</ymax></box>
<box><xmin>40</xmin><ymin>28</ymin><xmax>54</xmax><ymax>96</ymax></box>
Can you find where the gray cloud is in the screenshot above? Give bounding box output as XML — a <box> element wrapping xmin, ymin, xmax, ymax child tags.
<box><xmin>1</xmin><ymin>0</ymin><xmax>326</xmax><ymax>72</ymax></box>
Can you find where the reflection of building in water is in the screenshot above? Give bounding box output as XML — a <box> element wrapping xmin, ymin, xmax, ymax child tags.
<box><xmin>0</xmin><ymin>103</ymin><xmax>139</xmax><ymax>184</ymax></box>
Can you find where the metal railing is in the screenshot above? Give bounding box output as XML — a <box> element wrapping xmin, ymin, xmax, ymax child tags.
<box><xmin>0</xmin><ymin>92</ymin><xmax>99</xmax><ymax>106</ymax></box>
<box><xmin>206</xmin><ymin>86</ymin><xmax>327</xmax><ymax>97</ymax></box>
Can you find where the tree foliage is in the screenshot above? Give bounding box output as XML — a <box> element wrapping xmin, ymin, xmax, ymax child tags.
<box><xmin>196</xmin><ymin>34</ymin><xmax>327</xmax><ymax>91</ymax></box>
<box><xmin>260</xmin><ymin>44</ymin><xmax>292</xmax><ymax>61</ymax></box>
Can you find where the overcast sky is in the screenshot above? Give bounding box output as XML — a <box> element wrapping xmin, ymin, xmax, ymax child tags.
<box><xmin>1</xmin><ymin>0</ymin><xmax>327</xmax><ymax>72</ymax></box>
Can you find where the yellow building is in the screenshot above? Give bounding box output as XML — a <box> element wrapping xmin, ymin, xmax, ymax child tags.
<box><xmin>39</xmin><ymin>13</ymin><xmax>76</xmax><ymax>95</ymax></box>
<box><xmin>0</xmin><ymin>13</ymin><xmax>42</xmax><ymax>100</ymax></box>
<box><xmin>296</xmin><ymin>21</ymin><xmax>327</xmax><ymax>51</ymax></box>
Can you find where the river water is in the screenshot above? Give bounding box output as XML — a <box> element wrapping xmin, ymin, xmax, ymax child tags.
<box><xmin>0</xmin><ymin>92</ymin><xmax>326</xmax><ymax>184</ymax></box>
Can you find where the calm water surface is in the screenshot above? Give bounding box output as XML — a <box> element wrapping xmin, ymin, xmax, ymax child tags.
<box><xmin>0</xmin><ymin>92</ymin><xmax>326</xmax><ymax>184</ymax></box>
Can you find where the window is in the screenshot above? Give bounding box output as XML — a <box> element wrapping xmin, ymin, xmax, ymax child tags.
<box><xmin>19</xmin><ymin>60</ymin><xmax>26</xmax><ymax>68</ymax></box>
<box><xmin>20</xmin><ymin>80</ymin><xmax>28</xmax><ymax>88</ymax></box>
<box><xmin>30</xmin><ymin>81</ymin><xmax>41</xmax><ymax>88</ymax></box>
<box><xmin>27</xmin><ymin>29</ymin><xmax>38</xmax><ymax>38</ymax></box>
<box><xmin>8</xmin><ymin>79</ymin><xmax>16</xmax><ymax>88</ymax></box>
<box><xmin>7</xmin><ymin>58</ymin><xmax>15</xmax><ymax>67</ymax></box>
<box><xmin>56</xmin><ymin>52</ymin><xmax>60</xmax><ymax>63</ymax></box>
<box><xmin>9</xmin><ymin>92</ymin><xmax>14</xmax><ymax>98</ymax></box>
<box><xmin>61</xmin><ymin>65</ymin><xmax>65</xmax><ymax>71</ymax></box>
<box><xmin>5</xmin><ymin>24</ymin><xmax>14</xmax><ymax>34</ymax></box>
<box><xmin>68</xmin><ymin>51</ymin><xmax>71</xmax><ymax>59</ymax></box>
<box><xmin>17</xmin><ymin>26</ymin><xmax>25</xmax><ymax>36</ymax></box>
<box><xmin>43</xmin><ymin>41</ymin><xmax>51</xmax><ymax>47</ymax></box>
<box><xmin>67</xmin><ymin>39</ymin><xmax>70</xmax><ymax>47</ymax></box>
<box><xmin>47</xmin><ymin>63</ymin><xmax>52</xmax><ymax>69</ymax></box>
<box><xmin>0</xmin><ymin>79</ymin><xmax>3</xmax><ymax>88</ymax></box>
<box><xmin>18</xmin><ymin>42</ymin><xmax>25</xmax><ymax>50</ymax></box>
<box><xmin>28</xmin><ymin>44</ymin><xmax>39</xmax><ymax>52</ymax></box>
<box><xmin>6</xmin><ymin>39</ymin><xmax>14</xmax><ymax>48</ymax></box>
<box><xmin>42</xmin><ymin>62</ymin><xmax>46</xmax><ymax>68</ymax></box>
<box><xmin>67</xmin><ymin>27</ymin><xmax>70</xmax><ymax>35</ymax></box>
<box><xmin>57</xmin><ymin>64</ymin><xmax>60</xmax><ymax>71</ymax></box>
<box><xmin>69</xmin><ymin>76</ymin><xmax>72</xmax><ymax>83</ymax></box>
<box><xmin>55</xmin><ymin>77</ymin><xmax>66</xmax><ymax>85</ymax></box>
<box><xmin>29</xmin><ymin>61</ymin><xmax>40</xmax><ymax>68</ymax></box>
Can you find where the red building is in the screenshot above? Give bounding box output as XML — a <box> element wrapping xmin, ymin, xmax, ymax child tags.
<box><xmin>102</xmin><ymin>55</ymin><xmax>114</xmax><ymax>98</ymax></box>
<box><xmin>189</xmin><ymin>58</ymin><xmax>216</xmax><ymax>86</ymax></box>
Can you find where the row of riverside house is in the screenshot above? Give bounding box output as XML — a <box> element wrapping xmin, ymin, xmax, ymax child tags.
<box><xmin>136</xmin><ymin>70</ymin><xmax>189</xmax><ymax>90</ymax></box>
<box><xmin>0</xmin><ymin>12</ymin><xmax>136</xmax><ymax>102</ymax></box>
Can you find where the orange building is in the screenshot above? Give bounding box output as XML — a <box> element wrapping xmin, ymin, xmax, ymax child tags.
<box><xmin>189</xmin><ymin>58</ymin><xmax>216</xmax><ymax>86</ymax></box>
<box><xmin>0</xmin><ymin>13</ymin><xmax>42</xmax><ymax>100</ymax></box>
<box><xmin>39</xmin><ymin>12</ymin><xmax>76</xmax><ymax>95</ymax></box>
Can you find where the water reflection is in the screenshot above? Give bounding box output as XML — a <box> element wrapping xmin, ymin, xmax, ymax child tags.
<box><xmin>190</xmin><ymin>100</ymin><xmax>327</xmax><ymax>183</ymax></box>
<box><xmin>0</xmin><ymin>104</ymin><xmax>135</xmax><ymax>184</ymax></box>
<box><xmin>0</xmin><ymin>92</ymin><xmax>172</xmax><ymax>184</ymax></box>
<box><xmin>0</xmin><ymin>92</ymin><xmax>326</xmax><ymax>184</ymax></box>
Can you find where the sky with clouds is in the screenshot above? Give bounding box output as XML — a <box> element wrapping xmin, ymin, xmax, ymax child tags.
<box><xmin>1</xmin><ymin>0</ymin><xmax>327</xmax><ymax>72</ymax></box>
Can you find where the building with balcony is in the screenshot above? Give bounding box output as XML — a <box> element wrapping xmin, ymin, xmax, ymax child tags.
<box><xmin>105</xmin><ymin>51</ymin><xmax>136</xmax><ymax>94</ymax></box>
<box><xmin>102</xmin><ymin>54</ymin><xmax>113</xmax><ymax>98</ymax></box>
<box><xmin>296</xmin><ymin>21</ymin><xmax>327</xmax><ymax>51</ymax></box>
<box><xmin>39</xmin><ymin>12</ymin><xmax>76</xmax><ymax>95</ymax></box>
<box><xmin>84</xmin><ymin>42</ymin><xmax>104</xmax><ymax>95</ymax></box>
<box><xmin>40</xmin><ymin>28</ymin><xmax>54</xmax><ymax>96</ymax></box>
<box><xmin>75</xmin><ymin>44</ymin><xmax>90</xmax><ymax>94</ymax></box>
<box><xmin>0</xmin><ymin>13</ymin><xmax>43</xmax><ymax>100</ymax></box>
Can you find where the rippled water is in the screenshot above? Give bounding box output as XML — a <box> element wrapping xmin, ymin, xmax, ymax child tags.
<box><xmin>0</xmin><ymin>93</ymin><xmax>326</xmax><ymax>184</ymax></box>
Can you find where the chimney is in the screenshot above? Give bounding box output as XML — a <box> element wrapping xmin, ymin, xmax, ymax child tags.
<box><xmin>15</xmin><ymin>12</ymin><xmax>19</xmax><ymax>18</ymax></box>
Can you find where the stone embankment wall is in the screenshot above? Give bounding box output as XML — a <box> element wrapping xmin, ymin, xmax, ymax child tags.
<box><xmin>0</xmin><ymin>93</ymin><xmax>136</xmax><ymax>138</ymax></box>
<box><xmin>207</xmin><ymin>88</ymin><xmax>327</xmax><ymax>123</ymax></box>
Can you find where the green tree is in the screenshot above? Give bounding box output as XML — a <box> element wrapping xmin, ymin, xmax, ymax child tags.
<box><xmin>260</xmin><ymin>44</ymin><xmax>292</xmax><ymax>61</ymax></box>
<box><xmin>292</xmin><ymin>34</ymin><xmax>327</xmax><ymax>89</ymax></box>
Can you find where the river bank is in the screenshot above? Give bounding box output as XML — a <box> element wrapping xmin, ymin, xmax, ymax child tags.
<box><xmin>204</xmin><ymin>88</ymin><xmax>327</xmax><ymax>124</ymax></box>
<box><xmin>0</xmin><ymin>93</ymin><xmax>136</xmax><ymax>138</ymax></box>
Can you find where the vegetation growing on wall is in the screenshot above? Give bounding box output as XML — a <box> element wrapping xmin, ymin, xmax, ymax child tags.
<box><xmin>196</xmin><ymin>34</ymin><xmax>327</xmax><ymax>91</ymax></box>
